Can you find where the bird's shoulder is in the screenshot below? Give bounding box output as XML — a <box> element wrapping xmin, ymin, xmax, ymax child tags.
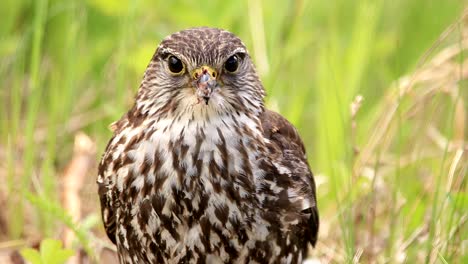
<box><xmin>97</xmin><ymin>133</ymin><xmax>121</xmax><ymax>245</ymax></box>
<box><xmin>260</xmin><ymin>109</ymin><xmax>306</xmax><ymax>154</ymax></box>
<box><xmin>97</xmin><ymin>112</ymin><xmax>135</xmax><ymax>245</ymax></box>
<box><xmin>260</xmin><ymin>109</ymin><xmax>319</xmax><ymax>246</ymax></box>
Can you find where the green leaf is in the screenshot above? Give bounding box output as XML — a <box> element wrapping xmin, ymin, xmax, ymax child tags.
<box><xmin>40</xmin><ymin>239</ymin><xmax>74</xmax><ymax>264</ymax></box>
<box><xmin>40</xmin><ymin>238</ymin><xmax>61</xmax><ymax>262</ymax></box>
<box><xmin>21</xmin><ymin>239</ymin><xmax>74</xmax><ymax>264</ymax></box>
<box><xmin>50</xmin><ymin>249</ymin><xmax>75</xmax><ymax>264</ymax></box>
<box><xmin>20</xmin><ymin>248</ymin><xmax>42</xmax><ymax>264</ymax></box>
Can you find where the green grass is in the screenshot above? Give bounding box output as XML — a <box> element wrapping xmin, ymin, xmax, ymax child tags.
<box><xmin>0</xmin><ymin>0</ymin><xmax>466</xmax><ymax>263</ymax></box>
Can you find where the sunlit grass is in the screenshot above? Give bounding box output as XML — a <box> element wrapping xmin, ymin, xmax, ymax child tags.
<box><xmin>0</xmin><ymin>0</ymin><xmax>466</xmax><ymax>263</ymax></box>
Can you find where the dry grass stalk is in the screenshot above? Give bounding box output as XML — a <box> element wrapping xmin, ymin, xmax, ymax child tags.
<box><xmin>333</xmin><ymin>11</ymin><xmax>468</xmax><ymax>263</ymax></box>
<box><xmin>354</xmin><ymin>19</ymin><xmax>468</xmax><ymax>178</ymax></box>
<box><xmin>61</xmin><ymin>132</ymin><xmax>95</xmax><ymax>264</ymax></box>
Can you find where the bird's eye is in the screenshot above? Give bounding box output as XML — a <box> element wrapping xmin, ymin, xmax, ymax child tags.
<box><xmin>167</xmin><ymin>56</ymin><xmax>185</xmax><ymax>74</ymax></box>
<box><xmin>224</xmin><ymin>55</ymin><xmax>239</xmax><ymax>73</ymax></box>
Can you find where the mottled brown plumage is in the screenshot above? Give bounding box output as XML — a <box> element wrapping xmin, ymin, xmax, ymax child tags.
<box><xmin>97</xmin><ymin>27</ymin><xmax>318</xmax><ymax>263</ymax></box>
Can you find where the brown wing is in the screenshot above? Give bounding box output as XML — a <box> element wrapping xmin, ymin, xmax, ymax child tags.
<box><xmin>97</xmin><ymin>115</ymin><xmax>133</xmax><ymax>245</ymax></box>
<box><xmin>97</xmin><ymin>140</ymin><xmax>118</xmax><ymax>245</ymax></box>
<box><xmin>97</xmin><ymin>182</ymin><xmax>117</xmax><ymax>244</ymax></box>
<box><xmin>260</xmin><ymin>109</ymin><xmax>319</xmax><ymax>246</ymax></box>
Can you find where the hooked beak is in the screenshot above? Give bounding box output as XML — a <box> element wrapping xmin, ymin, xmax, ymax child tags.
<box><xmin>192</xmin><ymin>66</ymin><xmax>219</xmax><ymax>105</ymax></box>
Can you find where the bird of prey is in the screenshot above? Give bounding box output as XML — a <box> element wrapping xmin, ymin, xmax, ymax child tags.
<box><xmin>97</xmin><ymin>27</ymin><xmax>319</xmax><ymax>264</ymax></box>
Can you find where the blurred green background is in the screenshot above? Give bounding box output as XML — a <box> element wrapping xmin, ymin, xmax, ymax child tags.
<box><xmin>0</xmin><ymin>0</ymin><xmax>466</xmax><ymax>263</ymax></box>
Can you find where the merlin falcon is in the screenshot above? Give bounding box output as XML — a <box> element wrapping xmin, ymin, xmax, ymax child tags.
<box><xmin>97</xmin><ymin>27</ymin><xmax>319</xmax><ymax>263</ymax></box>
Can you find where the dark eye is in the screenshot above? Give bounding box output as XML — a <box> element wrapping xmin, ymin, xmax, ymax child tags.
<box><xmin>168</xmin><ymin>55</ymin><xmax>184</xmax><ymax>74</ymax></box>
<box><xmin>224</xmin><ymin>55</ymin><xmax>239</xmax><ymax>73</ymax></box>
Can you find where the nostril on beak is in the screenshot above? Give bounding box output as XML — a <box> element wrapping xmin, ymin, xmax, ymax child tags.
<box><xmin>199</xmin><ymin>73</ymin><xmax>210</xmax><ymax>83</ymax></box>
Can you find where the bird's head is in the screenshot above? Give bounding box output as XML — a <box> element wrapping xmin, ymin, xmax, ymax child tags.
<box><xmin>136</xmin><ymin>27</ymin><xmax>265</xmax><ymax>119</ymax></box>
